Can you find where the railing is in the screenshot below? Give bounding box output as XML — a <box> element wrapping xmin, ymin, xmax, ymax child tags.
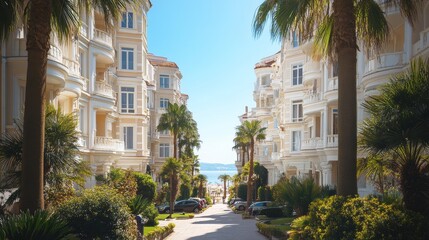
<box><xmin>151</xmin><ymin>132</ymin><xmax>160</xmax><ymax>140</ymax></box>
<box><xmin>414</xmin><ymin>28</ymin><xmax>429</xmax><ymax>54</ymax></box>
<box><xmin>326</xmin><ymin>134</ymin><xmax>338</xmax><ymax>148</ymax></box>
<box><xmin>327</xmin><ymin>77</ymin><xmax>338</xmax><ymax>91</ymax></box>
<box><xmin>271</xmin><ymin>152</ymin><xmax>280</xmax><ymax>161</ymax></box>
<box><xmin>94</xmin><ymin>81</ymin><xmax>114</xmax><ymax>98</ymax></box>
<box><xmin>48</xmin><ymin>44</ymin><xmax>62</xmax><ymax>61</ymax></box>
<box><xmin>80</xmin><ymin>23</ymin><xmax>88</xmax><ymax>38</ymax></box>
<box><xmin>82</xmin><ymin>77</ymin><xmax>89</xmax><ymax>91</ymax></box>
<box><xmin>301</xmin><ymin>137</ymin><xmax>321</xmax><ymax>150</ymax></box>
<box><xmin>63</xmin><ymin>58</ymin><xmax>80</xmax><ymax>76</ymax></box>
<box><xmin>365</xmin><ymin>52</ymin><xmax>403</xmax><ymax>73</ymax></box>
<box><xmin>304</xmin><ymin>90</ymin><xmax>322</xmax><ymax>104</ymax></box>
<box><xmin>93</xmin><ymin>29</ymin><xmax>113</xmax><ymax>46</ymax></box>
<box><xmin>93</xmin><ymin>136</ymin><xmax>124</xmax><ymax>151</ymax></box>
<box><xmin>77</xmin><ymin>135</ymin><xmax>88</xmax><ymax>148</ymax></box>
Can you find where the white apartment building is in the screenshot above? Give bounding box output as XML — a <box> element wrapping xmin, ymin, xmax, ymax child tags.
<box><xmin>240</xmin><ymin>2</ymin><xmax>429</xmax><ymax>196</ymax></box>
<box><xmin>147</xmin><ymin>54</ymin><xmax>188</xmax><ymax>183</ymax></box>
<box><xmin>0</xmin><ymin>2</ymin><xmax>158</xmax><ymax>187</ymax></box>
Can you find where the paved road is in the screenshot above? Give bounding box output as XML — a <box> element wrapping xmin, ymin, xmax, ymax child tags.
<box><xmin>160</xmin><ymin>203</ymin><xmax>266</xmax><ymax>240</ymax></box>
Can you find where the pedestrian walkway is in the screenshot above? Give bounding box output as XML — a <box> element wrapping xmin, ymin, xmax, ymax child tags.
<box><xmin>160</xmin><ymin>203</ymin><xmax>266</xmax><ymax>240</ymax></box>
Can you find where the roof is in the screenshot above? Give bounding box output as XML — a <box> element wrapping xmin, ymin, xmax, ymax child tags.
<box><xmin>148</xmin><ymin>59</ymin><xmax>179</xmax><ymax>68</ymax></box>
<box><xmin>254</xmin><ymin>59</ymin><xmax>276</xmax><ymax>69</ymax></box>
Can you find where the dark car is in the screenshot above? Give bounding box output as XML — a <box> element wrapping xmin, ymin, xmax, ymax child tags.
<box><xmin>247</xmin><ymin>201</ymin><xmax>272</xmax><ymax>216</ymax></box>
<box><xmin>228</xmin><ymin>198</ymin><xmax>243</xmax><ymax>206</ymax></box>
<box><xmin>161</xmin><ymin>200</ymin><xmax>201</xmax><ymax>213</ymax></box>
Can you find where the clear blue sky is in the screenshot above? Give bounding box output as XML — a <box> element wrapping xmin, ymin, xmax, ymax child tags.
<box><xmin>148</xmin><ymin>0</ymin><xmax>280</xmax><ymax>164</ymax></box>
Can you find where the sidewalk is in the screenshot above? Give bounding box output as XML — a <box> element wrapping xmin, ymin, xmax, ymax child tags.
<box><xmin>159</xmin><ymin>203</ymin><xmax>266</xmax><ymax>240</ymax></box>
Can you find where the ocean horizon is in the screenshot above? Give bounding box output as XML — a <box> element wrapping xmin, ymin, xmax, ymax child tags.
<box><xmin>200</xmin><ymin>170</ymin><xmax>237</xmax><ymax>185</ymax></box>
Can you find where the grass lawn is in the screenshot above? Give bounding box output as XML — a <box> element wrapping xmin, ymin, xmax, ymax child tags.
<box><xmin>259</xmin><ymin>217</ymin><xmax>295</xmax><ymax>232</ymax></box>
<box><xmin>157</xmin><ymin>213</ymin><xmax>194</xmax><ymax>220</ymax></box>
<box><xmin>143</xmin><ymin>226</ymin><xmax>158</xmax><ymax>236</ymax></box>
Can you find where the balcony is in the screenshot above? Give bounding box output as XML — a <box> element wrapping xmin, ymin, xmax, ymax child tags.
<box><xmin>364</xmin><ymin>52</ymin><xmax>404</xmax><ymax>74</ymax></box>
<box><xmin>93</xmin><ymin>136</ymin><xmax>124</xmax><ymax>151</ymax></box>
<box><xmin>326</xmin><ymin>134</ymin><xmax>338</xmax><ymax>148</ymax></box>
<box><xmin>48</xmin><ymin>44</ymin><xmax>63</xmax><ymax>62</ymax></box>
<box><xmin>327</xmin><ymin>77</ymin><xmax>338</xmax><ymax>91</ymax></box>
<box><xmin>77</xmin><ymin>135</ymin><xmax>88</xmax><ymax>148</ymax></box>
<box><xmin>93</xmin><ymin>28</ymin><xmax>113</xmax><ymax>47</ymax></box>
<box><xmin>304</xmin><ymin>91</ymin><xmax>322</xmax><ymax>104</ymax></box>
<box><xmin>80</xmin><ymin>23</ymin><xmax>88</xmax><ymax>39</ymax></box>
<box><xmin>413</xmin><ymin>27</ymin><xmax>429</xmax><ymax>55</ymax></box>
<box><xmin>63</xmin><ymin>58</ymin><xmax>80</xmax><ymax>77</ymax></box>
<box><xmin>303</xmin><ymin>61</ymin><xmax>321</xmax><ymax>85</ymax></box>
<box><xmin>151</xmin><ymin>132</ymin><xmax>160</xmax><ymax>141</ymax></box>
<box><xmin>301</xmin><ymin>137</ymin><xmax>322</xmax><ymax>150</ymax></box>
<box><xmin>94</xmin><ymin>81</ymin><xmax>114</xmax><ymax>98</ymax></box>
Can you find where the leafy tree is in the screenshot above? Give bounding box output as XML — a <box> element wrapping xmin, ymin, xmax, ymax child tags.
<box><xmin>359</xmin><ymin>58</ymin><xmax>429</xmax><ymax>215</ymax></box>
<box><xmin>160</xmin><ymin>158</ymin><xmax>182</xmax><ymax>218</ymax></box>
<box><xmin>218</xmin><ymin>174</ymin><xmax>230</xmax><ymax>201</ymax></box>
<box><xmin>253</xmin><ymin>0</ymin><xmax>422</xmax><ymax>197</ymax></box>
<box><xmin>0</xmin><ymin>105</ymin><xmax>90</xmax><ymax>208</ymax></box>
<box><xmin>233</xmin><ymin>131</ymin><xmax>250</xmax><ymax>167</ymax></box>
<box><xmin>237</xmin><ymin>183</ymin><xmax>247</xmax><ymax>201</ymax></box>
<box><xmin>0</xmin><ymin>0</ymin><xmax>143</xmax><ymax>212</ymax></box>
<box><xmin>106</xmin><ymin>168</ymin><xmax>137</xmax><ymax>201</ymax></box>
<box><xmin>133</xmin><ymin>172</ymin><xmax>157</xmax><ymax>202</ymax></box>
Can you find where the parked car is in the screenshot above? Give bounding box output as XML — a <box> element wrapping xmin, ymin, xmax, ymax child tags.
<box><xmin>233</xmin><ymin>201</ymin><xmax>249</xmax><ymax>211</ymax></box>
<box><xmin>160</xmin><ymin>200</ymin><xmax>201</xmax><ymax>213</ymax></box>
<box><xmin>228</xmin><ymin>198</ymin><xmax>243</xmax><ymax>206</ymax></box>
<box><xmin>247</xmin><ymin>201</ymin><xmax>272</xmax><ymax>216</ymax></box>
<box><xmin>189</xmin><ymin>197</ymin><xmax>206</xmax><ymax>208</ymax></box>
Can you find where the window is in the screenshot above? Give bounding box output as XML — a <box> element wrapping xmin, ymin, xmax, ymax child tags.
<box><xmin>123</xmin><ymin>127</ymin><xmax>134</xmax><ymax>150</ymax></box>
<box><xmin>292</xmin><ymin>131</ymin><xmax>301</xmax><ymax>152</ymax></box>
<box><xmin>292</xmin><ymin>101</ymin><xmax>303</xmax><ymax>122</ymax></box>
<box><xmin>160</xmin><ymin>75</ymin><xmax>170</xmax><ymax>88</ymax></box>
<box><xmin>292</xmin><ymin>64</ymin><xmax>303</xmax><ymax>85</ymax></box>
<box><xmin>121</xmin><ymin>87</ymin><xmax>135</xmax><ymax>113</ymax></box>
<box><xmin>121</xmin><ymin>48</ymin><xmax>134</xmax><ymax>70</ymax></box>
<box><xmin>160</xmin><ymin>98</ymin><xmax>169</xmax><ymax>108</ymax></box>
<box><xmin>263</xmin><ymin>147</ymin><xmax>269</xmax><ymax>156</ymax></box>
<box><xmin>292</xmin><ymin>31</ymin><xmax>299</xmax><ymax>48</ymax></box>
<box><xmin>159</xmin><ymin>143</ymin><xmax>170</xmax><ymax>158</ymax></box>
<box><xmin>332</xmin><ymin>109</ymin><xmax>338</xmax><ymax>134</ymax></box>
<box><xmin>121</xmin><ymin>12</ymin><xmax>133</xmax><ymax>28</ymax></box>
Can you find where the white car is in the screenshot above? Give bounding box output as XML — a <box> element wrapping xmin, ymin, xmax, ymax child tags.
<box><xmin>233</xmin><ymin>201</ymin><xmax>248</xmax><ymax>211</ymax></box>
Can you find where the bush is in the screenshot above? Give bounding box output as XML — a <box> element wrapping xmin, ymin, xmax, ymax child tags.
<box><xmin>128</xmin><ymin>195</ymin><xmax>159</xmax><ymax>226</ymax></box>
<box><xmin>177</xmin><ymin>183</ymin><xmax>191</xmax><ymax>201</ymax></box>
<box><xmin>146</xmin><ymin>223</ymin><xmax>175</xmax><ymax>240</ymax></box>
<box><xmin>142</xmin><ymin>203</ymin><xmax>159</xmax><ymax>226</ymax></box>
<box><xmin>259</xmin><ymin>207</ymin><xmax>285</xmax><ymax>218</ymax></box>
<box><xmin>256</xmin><ymin>222</ymin><xmax>288</xmax><ymax>239</ymax></box>
<box><xmin>133</xmin><ymin>172</ymin><xmax>157</xmax><ymax>202</ymax></box>
<box><xmin>237</xmin><ymin>183</ymin><xmax>247</xmax><ymax>200</ymax></box>
<box><xmin>205</xmin><ymin>195</ymin><xmax>213</xmax><ymax>205</ymax></box>
<box><xmin>0</xmin><ymin>210</ymin><xmax>75</xmax><ymax>240</ymax></box>
<box><xmin>258</xmin><ymin>186</ymin><xmax>273</xmax><ymax>201</ymax></box>
<box><xmin>57</xmin><ymin>186</ymin><xmax>136</xmax><ymax>240</ymax></box>
<box><xmin>292</xmin><ymin>196</ymin><xmax>426</xmax><ymax>240</ymax></box>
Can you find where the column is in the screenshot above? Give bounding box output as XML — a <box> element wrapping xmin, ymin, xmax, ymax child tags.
<box><xmin>323</xmin><ymin>61</ymin><xmax>328</xmax><ymax>92</ymax></box>
<box><xmin>403</xmin><ymin>20</ymin><xmax>413</xmax><ymax>64</ymax></box>
<box><xmin>89</xmin><ymin>52</ymin><xmax>96</xmax><ymax>93</ymax></box>
<box><xmin>89</xmin><ymin>106</ymin><xmax>97</xmax><ymax>149</ymax></box>
<box><xmin>323</xmin><ymin>106</ymin><xmax>328</xmax><ymax>147</ymax></box>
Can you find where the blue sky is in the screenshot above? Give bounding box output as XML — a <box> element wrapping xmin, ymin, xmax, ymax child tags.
<box><xmin>148</xmin><ymin>0</ymin><xmax>280</xmax><ymax>164</ymax></box>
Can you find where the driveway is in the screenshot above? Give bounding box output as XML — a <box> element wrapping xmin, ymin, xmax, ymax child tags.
<box><xmin>160</xmin><ymin>203</ymin><xmax>266</xmax><ymax>240</ymax></box>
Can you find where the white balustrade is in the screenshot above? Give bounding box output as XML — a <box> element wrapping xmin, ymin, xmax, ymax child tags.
<box><xmin>63</xmin><ymin>58</ymin><xmax>80</xmax><ymax>76</ymax></box>
<box><xmin>304</xmin><ymin>90</ymin><xmax>322</xmax><ymax>104</ymax></box>
<box><xmin>301</xmin><ymin>137</ymin><xmax>321</xmax><ymax>150</ymax></box>
<box><xmin>365</xmin><ymin>52</ymin><xmax>403</xmax><ymax>73</ymax></box>
<box><xmin>93</xmin><ymin>29</ymin><xmax>112</xmax><ymax>46</ymax></box>
<box><xmin>77</xmin><ymin>135</ymin><xmax>88</xmax><ymax>148</ymax></box>
<box><xmin>327</xmin><ymin>77</ymin><xmax>338</xmax><ymax>91</ymax></box>
<box><xmin>326</xmin><ymin>134</ymin><xmax>338</xmax><ymax>148</ymax></box>
<box><xmin>48</xmin><ymin>44</ymin><xmax>62</xmax><ymax>61</ymax></box>
<box><xmin>94</xmin><ymin>81</ymin><xmax>114</xmax><ymax>98</ymax></box>
<box><xmin>93</xmin><ymin>136</ymin><xmax>124</xmax><ymax>151</ymax></box>
<box><xmin>80</xmin><ymin>23</ymin><xmax>88</xmax><ymax>38</ymax></box>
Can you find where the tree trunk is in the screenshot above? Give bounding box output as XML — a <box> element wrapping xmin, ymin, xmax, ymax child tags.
<box><xmin>401</xmin><ymin>159</ymin><xmax>429</xmax><ymax>215</ymax></box>
<box><xmin>21</xmin><ymin>0</ymin><xmax>52</xmax><ymax>212</ymax></box>
<box><xmin>173</xmin><ymin>133</ymin><xmax>178</xmax><ymax>159</ymax></box>
<box><xmin>334</xmin><ymin>0</ymin><xmax>358</xmax><ymax>196</ymax></box>
<box><xmin>223</xmin><ymin>180</ymin><xmax>227</xmax><ymax>199</ymax></box>
<box><xmin>246</xmin><ymin>140</ymin><xmax>254</xmax><ymax>209</ymax></box>
<box><xmin>241</xmin><ymin>146</ymin><xmax>246</xmax><ymax>167</ymax></box>
<box><xmin>169</xmin><ymin>175</ymin><xmax>174</xmax><ymax>218</ymax></box>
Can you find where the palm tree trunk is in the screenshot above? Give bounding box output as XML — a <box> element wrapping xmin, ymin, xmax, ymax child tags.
<box><xmin>241</xmin><ymin>146</ymin><xmax>246</xmax><ymax>167</ymax></box>
<box><xmin>246</xmin><ymin>140</ymin><xmax>254</xmax><ymax>209</ymax></box>
<box><xmin>173</xmin><ymin>133</ymin><xmax>178</xmax><ymax>159</ymax></box>
<box><xmin>169</xmin><ymin>175</ymin><xmax>174</xmax><ymax>218</ymax></box>
<box><xmin>334</xmin><ymin>0</ymin><xmax>358</xmax><ymax>196</ymax></box>
<box><xmin>21</xmin><ymin>0</ymin><xmax>52</xmax><ymax>212</ymax></box>
<box><xmin>223</xmin><ymin>180</ymin><xmax>227</xmax><ymax>199</ymax></box>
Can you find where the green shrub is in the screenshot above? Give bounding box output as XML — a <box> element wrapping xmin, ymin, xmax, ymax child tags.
<box><xmin>145</xmin><ymin>223</ymin><xmax>175</xmax><ymax>240</ymax></box>
<box><xmin>258</xmin><ymin>186</ymin><xmax>273</xmax><ymax>201</ymax></box>
<box><xmin>57</xmin><ymin>186</ymin><xmax>136</xmax><ymax>240</ymax></box>
<box><xmin>205</xmin><ymin>195</ymin><xmax>213</xmax><ymax>205</ymax></box>
<box><xmin>292</xmin><ymin>196</ymin><xmax>426</xmax><ymax>240</ymax></box>
<box><xmin>128</xmin><ymin>195</ymin><xmax>159</xmax><ymax>226</ymax></box>
<box><xmin>133</xmin><ymin>172</ymin><xmax>157</xmax><ymax>202</ymax></box>
<box><xmin>0</xmin><ymin>210</ymin><xmax>75</xmax><ymax>240</ymax></box>
<box><xmin>256</xmin><ymin>222</ymin><xmax>288</xmax><ymax>239</ymax></box>
<box><xmin>177</xmin><ymin>183</ymin><xmax>191</xmax><ymax>200</ymax></box>
<box><xmin>237</xmin><ymin>183</ymin><xmax>247</xmax><ymax>200</ymax></box>
<box><xmin>259</xmin><ymin>207</ymin><xmax>284</xmax><ymax>218</ymax></box>
<box><xmin>142</xmin><ymin>203</ymin><xmax>159</xmax><ymax>226</ymax></box>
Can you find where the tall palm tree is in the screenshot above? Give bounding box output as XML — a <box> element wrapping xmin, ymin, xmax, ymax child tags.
<box><xmin>236</xmin><ymin>120</ymin><xmax>266</xmax><ymax>209</ymax></box>
<box><xmin>253</xmin><ymin>0</ymin><xmax>422</xmax><ymax>196</ymax></box>
<box><xmin>218</xmin><ymin>174</ymin><xmax>230</xmax><ymax>202</ymax></box>
<box><xmin>158</xmin><ymin>103</ymin><xmax>192</xmax><ymax>159</ymax></box>
<box><xmin>233</xmin><ymin>131</ymin><xmax>250</xmax><ymax>167</ymax></box>
<box><xmin>0</xmin><ymin>0</ymin><xmax>143</xmax><ymax>212</ymax></box>
<box><xmin>196</xmin><ymin>174</ymin><xmax>207</xmax><ymax>198</ymax></box>
<box><xmin>178</xmin><ymin>118</ymin><xmax>201</xmax><ymax>159</ymax></box>
<box><xmin>360</xmin><ymin>58</ymin><xmax>429</xmax><ymax>215</ymax></box>
<box><xmin>160</xmin><ymin>157</ymin><xmax>182</xmax><ymax>218</ymax></box>
<box><xmin>231</xmin><ymin>174</ymin><xmax>241</xmax><ymax>198</ymax></box>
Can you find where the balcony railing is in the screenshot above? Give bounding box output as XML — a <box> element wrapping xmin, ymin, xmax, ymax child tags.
<box><xmin>63</xmin><ymin>58</ymin><xmax>80</xmax><ymax>76</ymax></box>
<box><xmin>301</xmin><ymin>137</ymin><xmax>322</xmax><ymax>150</ymax></box>
<box><xmin>82</xmin><ymin>78</ymin><xmax>89</xmax><ymax>91</ymax></box>
<box><xmin>327</xmin><ymin>77</ymin><xmax>338</xmax><ymax>91</ymax></box>
<box><xmin>365</xmin><ymin>52</ymin><xmax>404</xmax><ymax>73</ymax></box>
<box><xmin>326</xmin><ymin>134</ymin><xmax>338</xmax><ymax>148</ymax></box>
<box><xmin>94</xmin><ymin>81</ymin><xmax>114</xmax><ymax>98</ymax></box>
<box><xmin>93</xmin><ymin>136</ymin><xmax>124</xmax><ymax>151</ymax></box>
<box><xmin>413</xmin><ymin>28</ymin><xmax>429</xmax><ymax>55</ymax></box>
<box><xmin>48</xmin><ymin>44</ymin><xmax>62</xmax><ymax>62</ymax></box>
<box><xmin>93</xmin><ymin>29</ymin><xmax>113</xmax><ymax>46</ymax></box>
<box><xmin>77</xmin><ymin>135</ymin><xmax>88</xmax><ymax>148</ymax></box>
<box><xmin>304</xmin><ymin>90</ymin><xmax>322</xmax><ymax>104</ymax></box>
<box><xmin>80</xmin><ymin>23</ymin><xmax>88</xmax><ymax>38</ymax></box>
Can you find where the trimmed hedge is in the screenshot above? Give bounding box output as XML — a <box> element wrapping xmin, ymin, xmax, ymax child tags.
<box><xmin>259</xmin><ymin>207</ymin><xmax>285</xmax><ymax>218</ymax></box>
<box><xmin>146</xmin><ymin>223</ymin><xmax>175</xmax><ymax>240</ymax></box>
<box><xmin>256</xmin><ymin>222</ymin><xmax>288</xmax><ymax>239</ymax></box>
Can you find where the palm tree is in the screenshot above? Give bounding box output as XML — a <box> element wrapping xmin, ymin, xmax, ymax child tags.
<box><xmin>158</xmin><ymin>103</ymin><xmax>192</xmax><ymax>159</ymax></box>
<box><xmin>0</xmin><ymin>105</ymin><xmax>90</xmax><ymax>207</ymax></box>
<box><xmin>218</xmin><ymin>174</ymin><xmax>230</xmax><ymax>202</ymax></box>
<box><xmin>236</xmin><ymin>120</ymin><xmax>266</xmax><ymax>209</ymax></box>
<box><xmin>233</xmin><ymin>132</ymin><xmax>250</xmax><ymax>167</ymax></box>
<box><xmin>359</xmin><ymin>58</ymin><xmax>429</xmax><ymax>215</ymax></box>
<box><xmin>196</xmin><ymin>174</ymin><xmax>207</xmax><ymax>198</ymax></box>
<box><xmin>178</xmin><ymin>118</ymin><xmax>201</xmax><ymax>159</ymax></box>
<box><xmin>231</xmin><ymin>174</ymin><xmax>241</xmax><ymax>198</ymax></box>
<box><xmin>160</xmin><ymin>157</ymin><xmax>182</xmax><ymax>218</ymax></box>
<box><xmin>253</xmin><ymin>0</ymin><xmax>422</xmax><ymax>196</ymax></box>
<box><xmin>0</xmin><ymin>0</ymin><xmax>143</xmax><ymax>212</ymax></box>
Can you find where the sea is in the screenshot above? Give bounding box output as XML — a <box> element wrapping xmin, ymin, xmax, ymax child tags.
<box><xmin>199</xmin><ymin>170</ymin><xmax>237</xmax><ymax>185</ymax></box>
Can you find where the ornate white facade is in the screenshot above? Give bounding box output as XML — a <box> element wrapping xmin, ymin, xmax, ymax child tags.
<box><xmin>239</xmin><ymin>3</ymin><xmax>429</xmax><ymax>195</ymax></box>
